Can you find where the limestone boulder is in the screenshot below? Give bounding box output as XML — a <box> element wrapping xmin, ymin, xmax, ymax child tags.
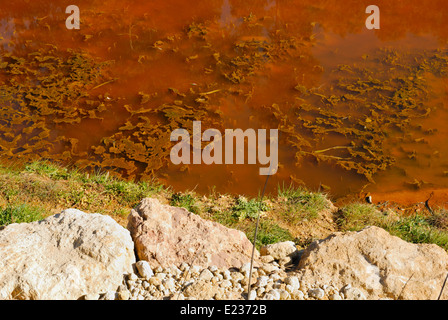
<box><xmin>297</xmin><ymin>226</ymin><xmax>448</xmax><ymax>300</ymax></box>
<box><xmin>127</xmin><ymin>198</ymin><xmax>258</xmax><ymax>269</ymax></box>
<box><xmin>0</xmin><ymin>209</ymin><xmax>136</xmax><ymax>300</ymax></box>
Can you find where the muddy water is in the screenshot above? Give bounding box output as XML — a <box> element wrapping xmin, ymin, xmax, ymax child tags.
<box><xmin>1</xmin><ymin>0</ymin><xmax>448</xmax><ymax>205</ymax></box>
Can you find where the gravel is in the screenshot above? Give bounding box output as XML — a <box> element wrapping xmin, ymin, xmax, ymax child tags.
<box><xmin>93</xmin><ymin>258</ymin><xmax>364</xmax><ymax>300</ymax></box>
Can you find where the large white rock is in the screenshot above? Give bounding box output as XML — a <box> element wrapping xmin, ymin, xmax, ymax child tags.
<box><xmin>0</xmin><ymin>209</ymin><xmax>136</xmax><ymax>300</ymax></box>
<box><xmin>297</xmin><ymin>226</ymin><xmax>448</xmax><ymax>300</ymax></box>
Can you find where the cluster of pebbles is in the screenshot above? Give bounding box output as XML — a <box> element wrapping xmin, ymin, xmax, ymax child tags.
<box><xmin>89</xmin><ymin>256</ymin><xmax>364</xmax><ymax>301</ymax></box>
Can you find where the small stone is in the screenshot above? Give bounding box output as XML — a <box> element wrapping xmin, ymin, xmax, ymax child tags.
<box><xmin>260</xmin><ymin>255</ymin><xmax>275</xmax><ymax>263</ymax></box>
<box><xmin>260</xmin><ymin>241</ymin><xmax>299</xmax><ymax>261</ymax></box>
<box><xmin>156</xmin><ymin>273</ymin><xmax>167</xmax><ymax>281</ymax></box>
<box><xmin>284</xmin><ymin>276</ymin><xmax>300</xmax><ymax>291</ymax></box>
<box><xmin>248</xmin><ymin>290</ymin><xmax>257</xmax><ymax>300</ymax></box>
<box><xmin>223</xmin><ymin>270</ymin><xmax>231</xmax><ymax>280</ymax></box>
<box><xmin>190</xmin><ymin>265</ymin><xmax>202</xmax><ymax>275</ymax></box>
<box><xmin>208</xmin><ymin>265</ymin><xmax>218</xmax><ymax>273</ymax></box>
<box><xmin>329</xmin><ymin>293</ymin><xmax>342</xmax><ymax>300</ymax></box>
<box><xmin>292</xmin><ymin>290</ymin><xmax>304</xmax><ymax>300</ymax></box>
<box><xmin>261</xmin><ymin>263</ymin><xmax>278</xmax><ymax>274</ymax></box>
<box><xmin>149</xmin><ymin>277</ymin><xmax>162</xmax><ymax>286</ymax></box>
<box><xmin>341</xmin><ymin>283</ymin><xmax>351</xmax><ymax>291</ymax></box>
<box><xmin>279</xmin><ymin>289</ymin><xmax>290</xmax><ymax>300</ymax></box>
<box><xmin>179</xmin><ymin>262</ymin><xmax>189</xmax><ymax>271</ymax></box>
<box><xmin>128</xmin><ymin>273</ymin><xmax>138</xmax><ymax>281</ymax></box>
<box><xmin>240</xmin><ymin>263</ymin><xmax>252</xmax><ymax>277</ymax></box>
<box><xmin>343</xmin><ymin>287</ymin><xmax>366</xmax><ymax>300</ymax></box>
<box><xmin>164</xmin><ymin>278</ymin><xmax>176</xmax><ymax>291</ymax></box>
<box><xmin>135</xmin><ymin>260</ymin><xmax>154</xmax><ymax>279</ymax></box>
<box><xmin>220</xmin><ymin>280</ymin><xmax>232</xmax><ymax>288</ymax></box>
<box><xmin>154</xmin><ymin>266</ymin><xmax>163</xmax><ymax>273</ymax></box>
<box><xmin>263</xmin><ymin>293</ymin><xmax>275</xmax><ymax>300</ymax></box>
<box><xmin>117</xmin><ymin>290</ymin><xmax>130</xmax><ymax>300</ymax></box>
<box><xmin>211</xmin><ymin>276</ymin><xmax>219</xmax><ymax>285</ymax></box>
<box><xmin>308</xmin><ymin>288</ymin><xmax>325</xmax><ymax>300</ymax></box>
<box><xmin>256</xmin><ymin>276</ymin><xmax>269</xmax><ymax>287</ymax></box>
<box><xmin>199</xmin><ymin>269</ymin><xmax>213</xmax><ymax>281</ymax></box>
<box><xmin>100</xmin><ymin>291</ymin><xmax>117</xmax><ymax>300</ymax></box>
<box><xmin>81</xmin><ymin>293</ymin><xmax>100</xmax><ymax>300</ymax></box>
<box><xmin>268</xmin><ymin>289</ymin><xmax>280</xmax><ymax>300</ymax></box>
<box><xmin>257</xmin><ymin>269</ymin><xmax>266</xmax><ymax>276</ymax></box>
<box><xmin>172</xmin><ymin>266</ymin><xmax>182</xmax><ymax>277</ymax></box>
<box><xmin>231</xmin><ymin>272</ymin><xmax>244</xmax><ymax>282</ymax></box>
<box><xmin>184</xmin><ymin>280</ymin><xmax>218</xmax><ymax>300</ymax></box>
<box><xmin>269</xmin><ymin>272</ymin><xmax>281</xmax><ymax>281</ymax></box>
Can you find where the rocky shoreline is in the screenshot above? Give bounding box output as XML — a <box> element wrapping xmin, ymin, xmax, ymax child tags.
<box><xmin>1</xmin><ymin>197</ymin><xmax>448</xmax><ymax>300</ymax></box>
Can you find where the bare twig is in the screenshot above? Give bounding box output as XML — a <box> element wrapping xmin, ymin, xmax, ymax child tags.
<box><xmin>438</xmin><ymin>272</ymin><xmax>448</xmax><ymax>300</ymax></box>
<box><xmin>425</xmin><ymin>191</ymin><xmax>434</xmax><ymax>215</ymax></box>
<box><xmin>90</xmin><ymin>78</ymin><xmax>117</xmax><ymax>90</ymax></box>
<box><xmin>313</xmin><ymin>145</ymin><xmax>352</xmax><ymax>154</ymax></box>
<box><xmin>246</xmin><ymin>176</ymin><xmax>271</xmax><ymax>299</ymax></box>
<box><xmin>246</xmin><ymin>132</ymin><xmax>279</xmax><ymax>299</ymax></box>
<box><xmin>128</xmin><ymin>24</ymin><xmax>135</xmax><ymax>51</ymax></box>
<box><xmin>398</xmin><ymin>273</ymin><xmax>414</xmax><ymax>300</ymax></box>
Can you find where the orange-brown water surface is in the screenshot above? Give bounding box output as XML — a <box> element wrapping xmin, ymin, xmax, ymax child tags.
<box><xmin>1</xmin><ymin>0</ymin><xmax>448</xmax><ymax>206</ymax></box>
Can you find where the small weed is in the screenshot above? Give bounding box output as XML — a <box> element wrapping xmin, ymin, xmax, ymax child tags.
<box><xmin>170</xmin><ymin>193</ymin><xmax>200</xmax><ymax>214</ymax></box>
<box><xmin>0</xmin><ymin>203</ymin><xmax>45</xmax><ymax>226</ymax></box>
<box><xmin>427</xmin><ymin>209</ymin><xmax>448</xmax><ymax>230</ymax></box>
<box><xmin>231</xmin><ymin>196</ymin><xmax>268</xmax><ymax>221</ymax></box>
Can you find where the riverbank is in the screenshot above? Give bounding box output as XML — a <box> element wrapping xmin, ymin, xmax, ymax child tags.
<box><xmin>1</xmin><ymin>160</ymin><xmax>448</xmax><ymax>251</ymax></box>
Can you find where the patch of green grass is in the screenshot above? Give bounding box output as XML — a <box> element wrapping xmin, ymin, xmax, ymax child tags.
<box><xmin>0</xmin><ymin>160</ymin><xmax>169</xmax><ymax>226</ymax></box>
<box><xmin>337</xmin><ymin>203</ymin><xmax>448</xmax><ymax>250</ymax></box>
<box><xmin>278</xmin><ymin>183</ymin><xmax>330</xmax><ymax>223</ymax></box>
<box><xmin>170</xmin><ymin>192</ymin><xmax>200</xmax><ymax>214</ymax></box>
<box><xmin>247</xmin><ymin>219</ymin><xmax>294</xmax><ymax>249</ymax></box>
<box><xmin>24</xmin><ymin>160</ymin><xmax>73</xmax><ymax>180</ymax></box>
<box><xmin>337</xmin><ymin>202</ymin><xmax>386</xmax><ymax>231</ymax></box>
<box><xmin>104</xmin><ymin>178</ymin><xmax>166</xmax><ymax>207</ymax></box>
<box><xmin>0</xmin><ymin>203</ymin><xmax>45</xmax><ymax>226</ymax></box>
<box><xmin>387</xmin><ymin>215</ymin><xmax>448</xmax><ymax>250</ymax></box>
